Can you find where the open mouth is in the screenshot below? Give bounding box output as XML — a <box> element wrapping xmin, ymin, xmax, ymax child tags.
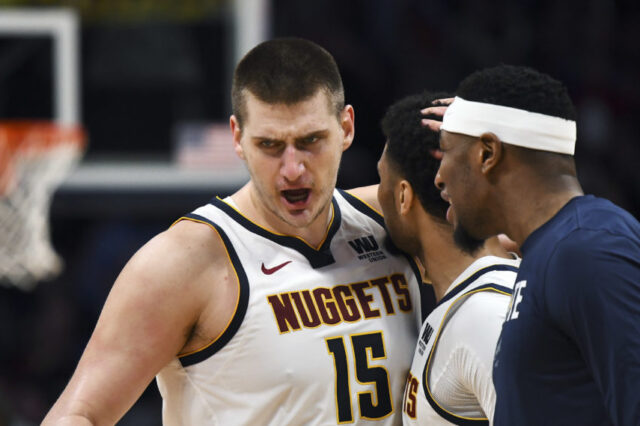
<box><xmin>282</xmin><ymin>189</ymin><xmax>311</xmax><ymax>205</ymax></box>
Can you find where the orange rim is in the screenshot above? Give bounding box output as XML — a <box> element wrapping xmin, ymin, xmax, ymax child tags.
<box><xmin>0</xmin><ymin>121</ymin><xmax>86</xmax><ymax>195</ymax></box>
<box><xmin>0</xmin><ymin>121</ymin><xmax>86</xmax><ymax>151</ymax></box>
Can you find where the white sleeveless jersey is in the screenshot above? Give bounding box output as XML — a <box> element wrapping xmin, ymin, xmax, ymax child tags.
<box><xmin>156</xmin><ymin>189</ymin><xmax>425</xmax><ymax>425</ymax></box>
<box><xmin>402</xmin><ymin>256</ymin><xmax>519</xmax><ymax>425</ymax></box>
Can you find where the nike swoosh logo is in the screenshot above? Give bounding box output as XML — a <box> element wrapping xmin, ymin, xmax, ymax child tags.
<box><xmin>261</xmin><ymin>261</ymin><xmax>292</xmax><ymax>275</ymax></box>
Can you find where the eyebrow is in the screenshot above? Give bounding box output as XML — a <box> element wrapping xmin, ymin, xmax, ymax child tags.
<box><xmin>250</xmin><ymin>134</ymin><xmax>281</xmax><ymax>142</ymax></box>
<box><xmin>251</xmin><ymin>129</ymin><xmax>330</xmax><ymax>143</ymax></box>
<box><xmin>295</xmin><ymin>129</ymin><xmax>329</xmax><ymax>142</ymax></box>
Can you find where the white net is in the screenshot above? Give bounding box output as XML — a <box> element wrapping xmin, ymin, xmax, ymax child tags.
<box><xmin>0</xmin><ymin>123</ymin><xmax>84</xmax><ymax>290</ymax></box>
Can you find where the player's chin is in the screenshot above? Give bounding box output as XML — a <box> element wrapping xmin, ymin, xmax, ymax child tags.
<box><xmin>281</xmin><ymin>209</ymin><xmax>315</xmax><ymax>229</ymax></box>
<box><xmin>286</xmin><ymin>203</ymin><xmax>323</xmax><ymax>228</ymax></box>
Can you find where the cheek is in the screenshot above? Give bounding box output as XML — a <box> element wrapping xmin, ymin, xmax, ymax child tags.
<box><xmin>382</xmin><ymin>210</ymin><xmax>399</xmax><ymax>238</ymax></box>
<box><xmin>377</xmin><ymin>187</ymin><xmax>385</xmax><ymax>210</ymax></box>
<box><xmin>316</xmin><ymin>149</ymin><xmax>342</xmax><ymax>181</ymax></box>
<box><xmin>249</xmin><ymin>157</ymin><xmax>280</xmax><ymax>188</ymax></box>
<box><xmin>455</xmin><ymin>169</ymin><xmax>481</xmax><ymax>219</ymax></box>
<box><xmin>444</xmin><ymin>154</ymin><xmax>460</xmax><ymax>177</ymax></box>
<box><xmin>385</xmin><ymin>216</ymin><xmax>415</xmax><ymax>254</ymax></box>
<box><xmin>379</xmin><ymin>195</ymin><xmax>392</xmax><ymax>217</ymax></box>
<box><xmin>452</xmin><ymin>167</ymin><xmax>469</xmax><ymax>198</ymax></box>
<box><xmin>377</xmin><ymin>181</ymin><xmax>393</xmax><ymax>214</ymax></box>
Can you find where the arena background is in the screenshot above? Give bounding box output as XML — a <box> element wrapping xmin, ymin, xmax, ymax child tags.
<box><xmin>1</xmin><ymin>1</ymin><xmax>638</xmax><ymax>424</ymax></box>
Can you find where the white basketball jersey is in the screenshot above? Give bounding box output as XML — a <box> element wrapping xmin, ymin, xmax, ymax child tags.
<box><xmin>402</xmin><ymin>256</ymin><xmax>519</xmax><ymax>425</ymax></box>
<box><xmin>156</xmin><ymin>189</ymin><xmax>424</xmax><ymax>425</ymax></box>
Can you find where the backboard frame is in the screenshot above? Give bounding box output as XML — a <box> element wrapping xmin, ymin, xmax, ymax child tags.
<box><xmin>0</xmin><ymin>7</ymin><xmax>80</xmax><ymax>125</ymax></box>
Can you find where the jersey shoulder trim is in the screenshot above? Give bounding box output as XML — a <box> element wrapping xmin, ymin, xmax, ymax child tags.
<box><xmin>438</xmin><ymin>265</ymin><xmax>518</xmax><ymax>308</ymax></box>
<box><xmin>176</xmin><ymin>213</ymin><xmax>250</xmax><ymax>367</ymax></box>
<box><xmin>208</xmin><ymin>197</ymin><xmax>340</xmax><ymax>269</ymax></box>
<box><xmin>338</xmin><ymin>189</ymin><xmax>385</xmax><ymax>228</ymax></box>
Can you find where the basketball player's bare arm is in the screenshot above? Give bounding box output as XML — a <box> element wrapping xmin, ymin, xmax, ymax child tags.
<box><xmin>346</xmin><ymin>185</ymin><xmax>382</xmax><ymax>212</ymax></box>
<box><xmin>42</xmin><ymin>220</ymin><xmax>237</xmax><ymax>425</ymax></box>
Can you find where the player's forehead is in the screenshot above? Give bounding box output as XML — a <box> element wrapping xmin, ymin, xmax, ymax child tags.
<box><xmin>243</xmin><ymin>90</ymin><xmax>337</xmax><ymax>137</ymax></box>
<box><xmin>439</xmin><ymin>130</ymin><xmax>456</xmax><ymax>147</ymax></box>
<box><xmin>440</xmin><ymin>130</ymin><xmax>472</xmax><ymax>149</ymax></box>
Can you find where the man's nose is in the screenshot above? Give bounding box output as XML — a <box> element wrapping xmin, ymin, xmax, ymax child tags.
<box><xmin>281</xmin><ymin>145</ymin><xmax>305</xmax><ymax>182</ymax></box>
<box><xmin>434</xmin><ymin>170</ymin><xmax>445</xmax><ymax>191</ymax></box>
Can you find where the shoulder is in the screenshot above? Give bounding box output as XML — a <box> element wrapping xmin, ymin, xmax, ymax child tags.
<box><xmin>120</xmin><ymin>218</ymin><xmax>238</xmax><ymax>350</ymax></box>
<box><xmin>132</xmin><ymin>218</ymin><xmax>230</xmax><ymax>281</ymax></box>
<box><xmin>117</xmin><ymin>218</ymin><xmax>235</xmax><ymax>323</ymax></box>
<box><xmin>343</xmin><ymin>185</ymin><xmax>382</xmax><ymax>213</ymax></box>
<box><xmin>576</xmin><ymin>196</ymin><xmax>640</xmax><ymax>229</ymax></box>
<box><xmin>547</xmin><ymin>225</ymin><xmax>640</xmax><ymax>286</ymax></box>
<box><xmin>537</xmin><ymin>197</ymin><xmax>640</xmax><ymax>285</ymax></box>
<box><xmin>448</xmin><ymin>291</ymin><xmax>512</xmax><ymax>335</ymax></box>
<box><xmin>436</xmin><ymin>291</ymin><xmax>510</xmax><ymax>361</ymax></box>
<box><xmin>542</xmin><ymin>219</ymin><xmax>640</xmax><ymax>323</ymax></box>
<box><xmin>167</xmin><ymin>217</ymin><xmax>230</xmax><ymax>254</ymax></box>
<box><xmin>563</xmin><ymin>196</ymin><xmax>640</xmax><ymax>247</ymax></box>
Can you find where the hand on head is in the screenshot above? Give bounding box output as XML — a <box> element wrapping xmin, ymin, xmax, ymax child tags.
<box><xmin>421</xmin><ymin>97</ymin><xmax>454</xmax><ymax>132</ymax></box>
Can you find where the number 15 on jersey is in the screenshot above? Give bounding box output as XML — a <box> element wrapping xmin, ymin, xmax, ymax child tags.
<box><xmin>326</xmin><ymin>331</ymin><xmax>394</xmax><ymax>423</ymax></box>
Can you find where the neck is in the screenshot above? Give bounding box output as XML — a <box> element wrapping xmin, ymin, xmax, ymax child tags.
<box><xmin>417</xmin><ymin>216</ymin><xmax>511</xmax><ymax>302</ymax></box>
<box><xmin>498</xmin><ymin>175</ymin><xmax>583</xmax><ymax>246</ymax></box>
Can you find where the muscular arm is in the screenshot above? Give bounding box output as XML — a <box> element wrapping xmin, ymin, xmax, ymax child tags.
<box><xmin>43</xmin><ymin>220</ymin><xmax>234</xmax><ymax>425</ymax></box>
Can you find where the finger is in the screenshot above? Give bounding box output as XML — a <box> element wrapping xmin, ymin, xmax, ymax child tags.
<box><xmin>420</xmin><ymin>105</ymin><xmax>448</xmax><ymax>117</ymax></box>
<box><xmin>429</xmin><ymin>149</ymin><xmax>443</xmax><ymax>160</ymax></box>
<box><xmin>421</xmin><ymin>119</ymin><xmax>443</xmax><ymax>132</ymax></box>
<box><xmin>498</xmin><ymin>234</ymin><xmax>521</xmax><ymax>256</ymax></box>
<box><xmin>432</xmin><ymin>97</ymin><xmax>455</xmax><ymax>106</ymax></box>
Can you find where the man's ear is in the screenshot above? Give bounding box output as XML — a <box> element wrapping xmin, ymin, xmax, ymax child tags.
<box><xmin>340</xmin><ymin>105</ymin><xmax>355</xmax><ymax>151</ymax></box>
<box><xmin>478</xmin><ymin>132</ymin><xmax>503</xmax><ymax>175</ymax></box>
<box><xmin>397</xmin><ymin>180</ymin><xmax>414</xmax><ymax>216</ymax></box>
<box><xmin>230</xmin><ymin>115</ymin><xmax>245</xmax><ymax>160</ymax></box>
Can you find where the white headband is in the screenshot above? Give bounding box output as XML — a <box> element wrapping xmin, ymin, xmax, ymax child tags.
<box><xmin>441</xmin><ymin>97</ymin><xmax>577</xmax><ymax>155</ymax></box>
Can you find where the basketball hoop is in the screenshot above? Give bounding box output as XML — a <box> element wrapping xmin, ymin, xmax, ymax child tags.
<box><xmin>0</xmin><ymin>121</ymin><xmax>86</xmax><ymax>290</ymax></box>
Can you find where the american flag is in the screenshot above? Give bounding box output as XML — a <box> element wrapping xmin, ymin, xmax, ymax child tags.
<box><xmin>173</xmin><ymin>122</ymin><xmax>245</xmax><ymax>171</ymax></box>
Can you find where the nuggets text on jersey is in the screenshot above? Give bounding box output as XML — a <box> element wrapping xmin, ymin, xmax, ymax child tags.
<box><xmin>267</xmin><ymin>273</ymin><xmax>413</xmax><ymax>333</ymax></box>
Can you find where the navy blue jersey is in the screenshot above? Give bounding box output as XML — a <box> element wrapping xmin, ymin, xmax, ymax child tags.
<box><xmin>493</xmin><ymin>195</ymin><xmax>640</xmax><ymax>426</ymax></box>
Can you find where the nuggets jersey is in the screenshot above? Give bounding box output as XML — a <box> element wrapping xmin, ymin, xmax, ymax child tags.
<box><xmin>402</xmin><ymin>256</ymin><xmax>519</xmax><ymax>425</ymax></box>
<box><xmin>156</xmin><ymin>189</ymin><xmax>424</xmax><ymax>425</ymax></box>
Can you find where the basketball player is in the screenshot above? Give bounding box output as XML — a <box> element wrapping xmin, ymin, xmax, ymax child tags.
<box><xmin>43</xmin><ymin>39</ymin><xmax>425</xmax><ymax>425</ymax></box>
<box><xmin>376</xmin><ymin>92</ymin><xmax>519</xmax><ymax>425</ymax></box>
<box><xmin>434</xmin><ymin>65</ymin><xmax>640</xmax><ymax>425</ymax></box>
